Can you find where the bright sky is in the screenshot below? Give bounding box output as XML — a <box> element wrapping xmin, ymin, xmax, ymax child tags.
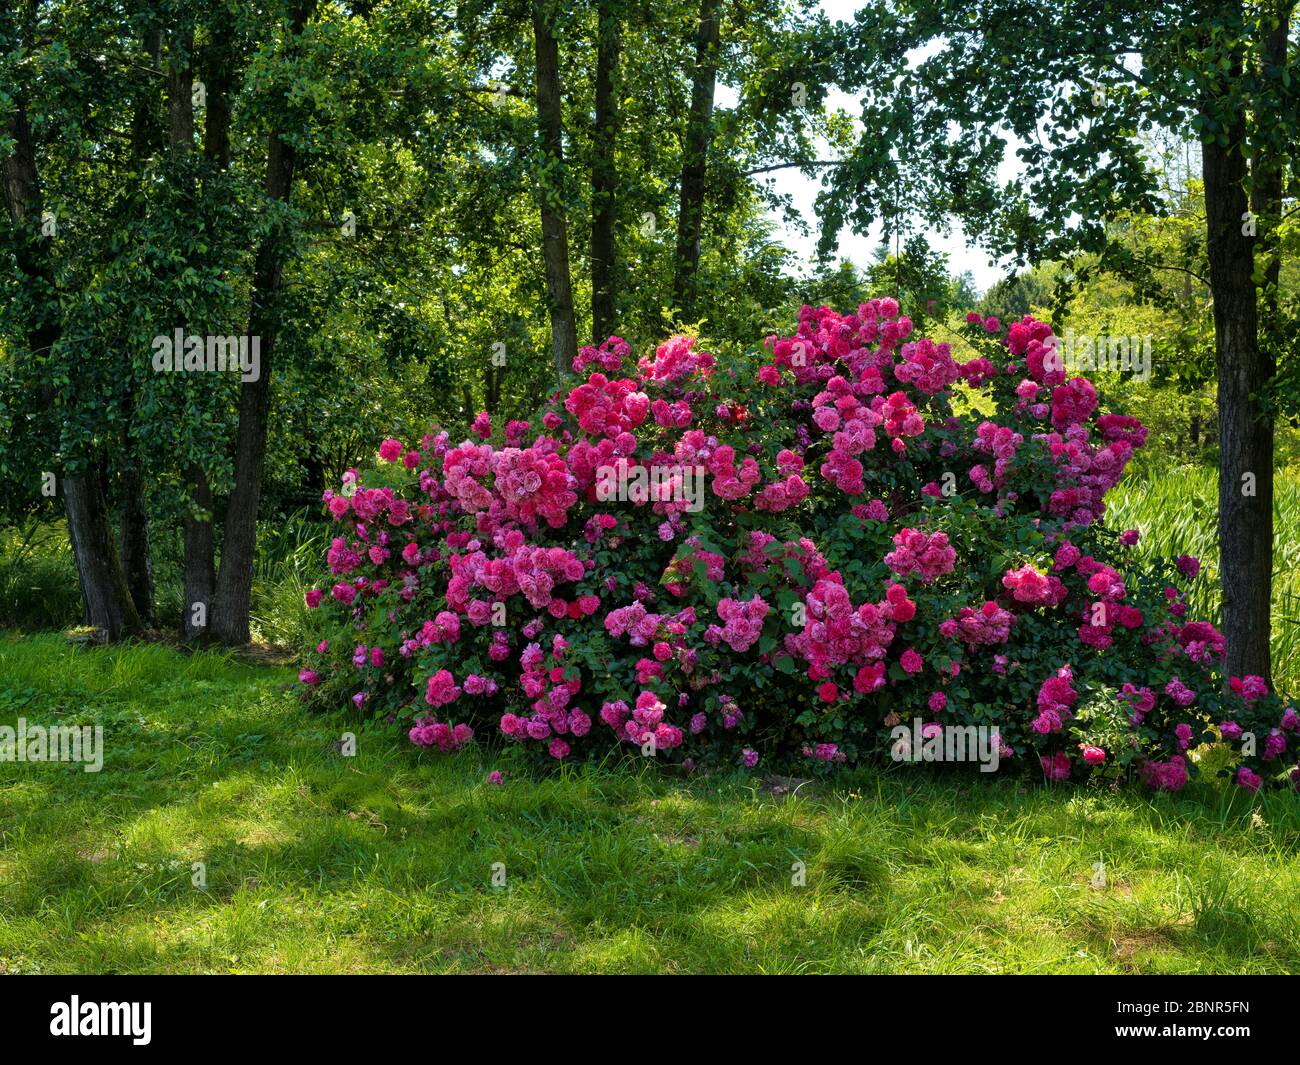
<box><xmin>722</xmin><ymin>0</ymin><xmax>1014</xmax><ymax>295</ymax></box>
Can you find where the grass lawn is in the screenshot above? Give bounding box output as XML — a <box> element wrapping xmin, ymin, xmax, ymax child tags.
<box><xmin>0</xmin><ymin>633</ymin><xmax>1297</xmax><ymax>974</ymax></box>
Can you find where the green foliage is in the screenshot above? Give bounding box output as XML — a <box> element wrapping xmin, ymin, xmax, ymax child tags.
<box><xmin>0</xmin><ymin>519</ymin><xmax>80</xmax><ymax>630</ymax></box>
<box><xmin>823</xmin><ymin>0</ymin><xmax>1298</xmax><ymax>425</ymax></box>
<box><xmin>0</xmin><ymin>0</ymin><xmax>853</xmax><ymax>547</ymax></box>
<box><xmin>1106</xmin><ymin>464</ymin><xmax>1300</xmax><ymax>695</ymax></box>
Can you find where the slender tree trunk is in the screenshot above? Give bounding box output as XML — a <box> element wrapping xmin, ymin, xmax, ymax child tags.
<box><xmin>171</xmin><ymin>22</ymin><xmax>222</xmax><ymax>642</ymax></box>
<box><xmin>68</xmin><ymin>509</ymin><xmax>90</xmax><ymax>626</ymax></box>
<box><xmin>1202</xmin><ymin>113</ymin><xmax>1272</xmax><ymax>681</ymax></box>
<box><xmin>210</xmin><ymin>4</ymin><xmax>313</xmax><ymax>645</ymax></box>
<box><xmin>202</xmin><ymin>20</ymin><xmax>234</xmax><ymax>170</ymax></box>
<box><xmin>590</xmin><ymin>0</ymin><xmax>620</xmax><ymax>342</ymax></box>
<box><xmin>1218</xmin><ymin>0</ymin><xmax>1294</xmax><ymax>681</ymax></box>
<box><xmin>2</xmin><ymin>94</ymin><xmax>140</xmax><ymax>639</ymax></box>
<box><xmin>180</xmin><ymin>15</ymin><xmax>236</xmax><ymax>642</ymax></box>
<box><xmin>670</xmin><ymin>0</ymin><xmax>722</xmax><ymax>323</ymax></box>
<box><xmin>117</xmin><ymin>486</ymin><xmax>154</xmax><ymax>625</ymax></box>
<box><xmin>167</xmin><ymin>29</ymin><xmax>194</xmax><ymax>150</ymax></box>
<box><xmin>208</xmin><ymin>145</ymin><xmax>295</xmax><ymax>644</ymax></box>
<box><xmin>118</xmin><ymin>454</ymin><xmax>154</xmax><ymax>625</ymax></box>
<box><xmin>532</xmin><ymin>0</ymin><xmax>578</xmax><ymax>380</ymax></box>
<box><xmin>65</xmin><ymin>475</ymin><xmax>143</xmax><ymax>640</ymax></box>
<box><xmin>116</xmin><ymin>27</ymin><xmax>165</xmax><ymax>627</ymax></box>
<box><xmin>183</xmin><ymin>464</ymin><xmax>217</xmax><ymax>640</ymax></box>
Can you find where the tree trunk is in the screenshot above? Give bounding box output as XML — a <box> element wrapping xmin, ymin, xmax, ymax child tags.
<box><xmin>115</xmin><ymin>27</ymin><xmax>165</xmax><ymax>627</ymax></box>
<box><xmin>118</xmin><ymin>457</ymin><xmax>154</xmax><ymax>625</ymax></box>
<box><xmin>210</xmin><ymin>4</ymin><xmax>313</xmax><ymax>645</ymax></box>
<box><xmin>183</xmin><ymin>465</ymin><xmax>216</xmax><ymax>640</ymax></box>
<box><xmin>208</xmin><ymin>139</ymin><xmax>296</xmax><ymax>645</ymax></box>
<box><xmin>1202</xmin><ymin>122</ymin><xmax>1272</xmax><ymax>682</ymax></box>
<box><xmin>167</xmin><ymin>28</ymin><xmax>194</xmax><ymax>151</ymax></box>
<box><xmin>590</xmin><ymin>0</ymin><xmax>620</xmax><ymax>343</ymax></box>
<box><xmin>64</xmin><ymin>473</ymin><xmax>142</xmax><ymax>640</ymax></box>
<box><xmin>201</xmin><ymin>20</ymin><xmax>234</xmax><ymax>170</ymax></box>
<box><xmin>532</xmin><ymin>0</ymin><xmax>578</xmax><ymax>381</ymax></box>
<box><xmin>670</xmin><ymin>0</ymin><xmax>722</xmax><ymax>323</ymax></box>
<box><xmin>168</xmin><ymin>22</ymin><xmax>220</xmax><ymax>642</ymax></box>
<box><xmin>3</xmin><ymin>93</ymin><xmax>140</xmax><ymax>639</ymax></box>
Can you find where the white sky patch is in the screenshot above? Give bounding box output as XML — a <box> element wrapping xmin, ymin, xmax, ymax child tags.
<box><xmin>717</xmin><ymin>1</ymin><xmax>1031</xmax><ymax>294</ymax></box>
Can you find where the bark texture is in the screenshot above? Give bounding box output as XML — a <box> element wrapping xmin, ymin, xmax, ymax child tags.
<box><xmin>532</xmin><ymin>0</ymin><xmax>578</xmax><ymax>380</ymax></box>
<box><xmin>670</xmin><ymin>0</ymin><xmax>722</xmax><ymax>323</ymax></box>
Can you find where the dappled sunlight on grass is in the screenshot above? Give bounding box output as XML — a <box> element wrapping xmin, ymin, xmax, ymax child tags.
<box><xmin>1</xmin><ymin>634</ymin><xmax>1297</xmax><ymax>973</ymax></box>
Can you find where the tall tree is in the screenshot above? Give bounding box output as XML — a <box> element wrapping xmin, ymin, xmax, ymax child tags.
<box><xmin>116</xmin><ymin>24</ymin><xmax>166</xmax><ymax>626</ymax></box>
<box><xmin>589</xmin><ymin>0</ymin><xmax>621</xmax><ymax>342</ymax></box>
<box><xmin>827</xmin><ymin>0</ymin><xmax>1298</xmax><ymax>681</ymax></box>
<box><xmin>1202</xmin><ymin>50</ymin><xmax>1271</xmax><ymax>687</ymax></box>
<box><xmin>1</xmin><ymin>9</ymin><xmax>142</xmax><ymax>639</ymax></box>
<box><xmin>210</xmin><ymin>1</ymin><xmax>315</xmax><ymax>644</ymax></box>
<box><xmin>670</xmin><ymin>0</ymin><xmax>722</xmax><ymax>323</ymax></box>
<box><xmin>179</xmin><ymin>16</ymin><xmax>238</xmax><ymax>643</ymax></box>
<box><xmin>531</xmin><ymin>0</ymin><xmax>578</xmax><ymax>379</ymax></box>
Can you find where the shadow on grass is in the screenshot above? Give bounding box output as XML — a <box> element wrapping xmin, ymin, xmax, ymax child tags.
<box><xmin>1</xmin><ymin>633</ymin><xmax>1297</xmax><ymax>973</ymax></box>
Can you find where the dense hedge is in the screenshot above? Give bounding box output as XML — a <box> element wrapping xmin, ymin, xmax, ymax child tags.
<box><xmin>299</xmin><ymin>303</ymin><xmax>1298</xmax><ymax>790</ymax></box>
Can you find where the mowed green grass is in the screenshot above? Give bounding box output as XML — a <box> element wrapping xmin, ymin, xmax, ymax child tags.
<box><xmin>0</xmin><ymin>634</ymin><xmax>1297</xmax><ymax>974</ymax></box>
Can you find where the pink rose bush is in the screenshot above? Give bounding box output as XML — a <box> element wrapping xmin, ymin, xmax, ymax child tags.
<box><xmin>298</xmin><ymin>303</ymin><xmax>1298</xmax><ymax>791</ymax></box>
